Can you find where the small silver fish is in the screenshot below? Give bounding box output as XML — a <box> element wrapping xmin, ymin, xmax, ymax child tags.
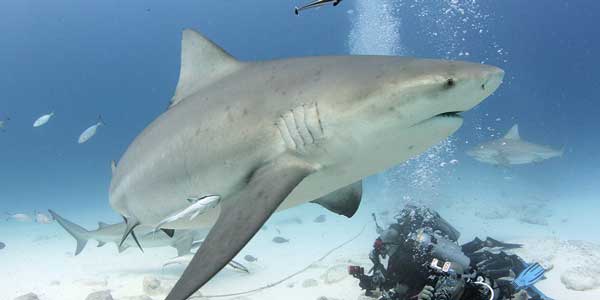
<box><xmin>34</xmin><ymin>211</ymin><xmax>53</xmax><ymax>224</ymax></box>
<box><xmin>313</xmin><ymin>214</ymin><xmax>327</xmax><ymax>223</ymax></box>
<box><xmin>5</xmin><ymin>213</ymin><xmax>32</xmax><ymax>222</ymax></box>
<box><xmin>78</xmin><ymin>116</ymin><xmax>104</xmax><ymax>144</ymax></box>
<box><xmin>244</xmin><ymin>255</ymin><xmax>258</xmax><ymax>262</ymax></box>
<box><xmin>33</xmin><ymin>112</ymin><xmax>54</xmax><ymax>127</ymax></box>
<box><xmin>0</xmin><ymin>117</ymin><xmax>10</xmax><ymax>131</ymax></box>
<box><xmin>272</xmin><ymin>236</ymin><xmax>289</xmax><ymax>244</ymax></box>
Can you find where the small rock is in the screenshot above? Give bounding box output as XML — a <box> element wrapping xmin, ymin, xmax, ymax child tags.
<box><xmin>272</xmin><ymin>236</ymin><xmax>289</xmax><ymax>243</ymax></box>
<box><xmin>50</xmin><ymin>280</ymin><xmax>61</xmax><ymax>286</ymax></box>
<box><xmin>561</xmin><ymin>266</ymin><xmax>600</xmax><ymax>291</ymax></box>
<box><xmin>143</xmin><ymin>276</ymin><xmax>164</xmax><ymax>295</ymax></box>
<box><xmin>14</xmin><ymin>293</ymin><xmax>39</xmax><ymax>300</ymax></box>
<box><xmin>244</xmin><ymin>254</ymin><xmax>258</xmax><ymax>262</ymax></box>
<box><xmin>321</xmin><ymin>264</ymin><xmax>349</xmax><ymax>284</ymax></box>
<box><xmin>302</xmin><ymin>278</ymin><xmax>318</xmax><ymax>288</ymax></box>
<box><xmin>85</xmin><ymin>290</ymin><xmax>114</xmax><ymax>300</ymax></box>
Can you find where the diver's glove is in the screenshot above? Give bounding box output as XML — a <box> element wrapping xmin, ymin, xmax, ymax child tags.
<box><xmin>513</xmin><ymin>262</ymin><xmax>545</xmax><ymax>290</ymax></box>
<box><xmin>417</xmin><ymin>285</ymin><xmax>435</xmax><ymax>300</ymax></box>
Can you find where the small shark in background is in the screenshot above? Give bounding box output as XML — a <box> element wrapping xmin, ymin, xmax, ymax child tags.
<box><xmin>49</xmin><ymin>210</ymin><xmax>207</xmax><ymax>256</ymax></box>
<box><xmin>467</xmin><ymin>124</ymin><xmax>563</xmax><ymax>165</ymax></box>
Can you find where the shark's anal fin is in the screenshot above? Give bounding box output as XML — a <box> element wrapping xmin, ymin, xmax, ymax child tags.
<box><xmin>161</xmin><ymin>228</ymin><xmax>175</xmax><ymax>238</ymax></box>
<box><xmin>310</xmin><ymin>180</ymin><xmax>362</xmax><ymax>218</ymax></box>
<box><xmin>165</xmin><ymin>155</ymin><xmax>315</xmax><ymax>300</ymax></box>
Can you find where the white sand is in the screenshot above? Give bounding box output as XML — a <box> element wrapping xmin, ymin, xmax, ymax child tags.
<box><xmin>2</xmin><ymin>163</ymin><xmax>599</xmax><ymax>300</ymax></box>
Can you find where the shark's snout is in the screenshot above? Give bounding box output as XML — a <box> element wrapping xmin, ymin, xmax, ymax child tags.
<box><xmin>480</xmin><ymin>67</ymin><xmax>504</xmax><ymax>93</ymax></box>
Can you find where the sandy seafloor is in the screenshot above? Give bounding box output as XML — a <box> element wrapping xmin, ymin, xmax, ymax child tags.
<box><xmin>2</xmin><ymin>162</ymin><xmax>599</xmax><ymax>300</ymax></box>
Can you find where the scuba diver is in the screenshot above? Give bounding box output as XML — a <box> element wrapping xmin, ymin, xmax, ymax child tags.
<box><xmin>348</xmin><ymin>206</ymin><xmax>552</xmax><ymax>300</ymax></box>
<box><xmin>294</xmin><ymin>0</ymin><xmax>342</xmax><ymax>15</ymax></box>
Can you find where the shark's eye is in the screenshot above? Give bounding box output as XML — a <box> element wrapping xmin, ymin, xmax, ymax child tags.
<box><xmin>445</xmin><ymin>78</ymin><xmax>455</xmax><ymax>88</ymax></box>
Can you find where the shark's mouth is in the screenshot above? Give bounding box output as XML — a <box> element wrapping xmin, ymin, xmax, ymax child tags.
<box><xmin>410</xmin><ymin>111</ymin><xmax>463</xmax><ymax>128</ymax></box>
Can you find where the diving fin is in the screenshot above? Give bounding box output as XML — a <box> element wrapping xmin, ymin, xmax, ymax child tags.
<box><xmin>120</xmin><ymin>216</ymin><xmax>143</xmax><ymax>253</ymax></box>
<box><xmin>513</xmin><ymin>262</ymin><xmax>546</xmax><ymax>290</ymax></box>
<box><xmin>165</xmin><ymin>154</ymin><xmax>315</xmax><ymax>300</ymax></box>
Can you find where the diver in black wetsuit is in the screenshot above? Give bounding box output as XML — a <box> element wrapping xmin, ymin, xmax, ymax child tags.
<box><xmin>349</xmin><ymin>206</ymin><xmax>550</xmax><ymax>300</ymax></box>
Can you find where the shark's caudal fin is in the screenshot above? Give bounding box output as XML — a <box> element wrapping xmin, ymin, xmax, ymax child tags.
<box><xmin>48</xmin><ymin>209</ymin><xmax>90</xmax><ymax>255</ymax></box>
<box><xmin>504</xmin><ymin>124</ymin><xmax>521</xmax><ymax>139</ymax></box>
<box><xmin>166</xmin><ymin>155</ymin><xmax>315</xmax><ymax>300</ymax></box>
<box><xmin>168</xmin><ymin>29</ymin><xmax>243</xmax><ymax>109</ymax></box>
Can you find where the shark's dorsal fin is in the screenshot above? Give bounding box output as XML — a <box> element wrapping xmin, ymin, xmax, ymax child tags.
<box><xmin>98</xmin><ymin>222</ymin><xmax>109</xmax><ymax>228</ymax></box>
<box><xmin>169</xmin><ymin>29</ymin><xmax>243</xmax><ymax>109</ymax></box>
<box><xmin>110</xmin><ymin>160</ymin><xmax>117</xmax><ymax>175</ymax></box>
<box><xmin>504</xmin><ymin>124</ymin><xmax>520</xmax><ymax>140</ymax></box>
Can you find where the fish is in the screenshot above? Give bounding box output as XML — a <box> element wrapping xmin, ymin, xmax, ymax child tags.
<box><xmin>153</xmin><ymin>195</ymin><xmax>220</xmax><ymax>231</ymax></box>
<box><xmin>295</xmin><ymin>0</ymin><xmax>342</xmax><ymax>15</ymax></box>
<box><xmin>466</xmin><ymin>124</ymin><xmax>563</xmax><ymax>165</ymax></box>
<box><xmin>78</xmin><ymin>116</ymin><xmax>104</xmax><ymax>144</ymax></box>
<box><xmin>5</xmin><ymin>213</ymin><xmax>32</xmax><ymax>222</ymax></box>
<box><xmin>34</xmin><ymin>211</ymin><xmax>53</xmax><ymax>224</ymax></box>
<box><xmin>272</xmin><ymin>236</ymin><xmax>290</xmax><ymax>243</ymax></box>
<box><xmin>0</xmin><ymin>117</ymin><xmax>10</xmax><ymax>131</ymax></box>
<box><xmin>33</xmin><ymin>112</ymin><xmax>54</xmax><ymax>127</ymax></box>
<box><xmin>243</xmin><ymin>254</ymin><xmax>258</xmax><ymax>262</ymax></box>
<box><xmin>0</xmin><ymin>242</ymin><xmax>5</xmax><ymax>249</ymax></box>
<box><xmin>48</xmin><ymin>210</ymin><xmax>208</xmax><ymax>256</ymax></box>
<box><xmin>106</xmin><ymin>29</ymin><xmax>503</xmax><ymax>300</ymax></box>
<box><xmin>313</xmin><ymin>214</ymin><xmax>327</xmax><ymax>223</ymax></box>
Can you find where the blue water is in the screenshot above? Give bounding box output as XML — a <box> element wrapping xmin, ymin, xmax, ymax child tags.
<box><xmin>1</xmin><ymin>1</ymin><xmax>599</xmax><ymax>297</ymax></box>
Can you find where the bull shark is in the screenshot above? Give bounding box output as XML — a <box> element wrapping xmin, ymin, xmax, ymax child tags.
<box><xmin>49</xmin><ymin>210</ymin><xmax>207</xmax><ymax>256</ymax></box>
<box><xmin>108</xmin><ymin>29</ymin><xmax>503</xmax><ymax>299</ymax></box>
<box><xmin>466</xmin><ymin>124</ymin><xmax>563</xmax><ymax>165</ymax></box>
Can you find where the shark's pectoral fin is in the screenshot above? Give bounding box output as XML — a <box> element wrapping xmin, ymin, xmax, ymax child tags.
<box><xmin>173</xmin><ymin>235</ymin><xmax>194</xmax><ymax>257</ymax></box>
<box><xmin>97</xmin><ymin>241</ymin><xmax>106</xmax><ymax>247</ymax></box>
<box><xmin>166</xmin><ymin>155</ymin><xmax>315</xmax><ymax>300</ymax></box>
<box><xmin>161</xmin><ymin>228</ymin><xmax>175</xmax><ymax>238</ymax></box>
<box><xmin>310</xmin><ymin>180</ymin><xmax>362</xmax><ymax>218</ymax></box>
<box><xmin>120</xmin><ymin>217</ymin><xmax>143</xmax><ymax>253</ymax></box>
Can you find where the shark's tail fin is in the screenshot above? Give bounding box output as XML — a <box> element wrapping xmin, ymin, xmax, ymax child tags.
<box><xmin>48</xmin><ymin>209</ymin><xmax>90</xmax><ymax>255</ymax></box>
